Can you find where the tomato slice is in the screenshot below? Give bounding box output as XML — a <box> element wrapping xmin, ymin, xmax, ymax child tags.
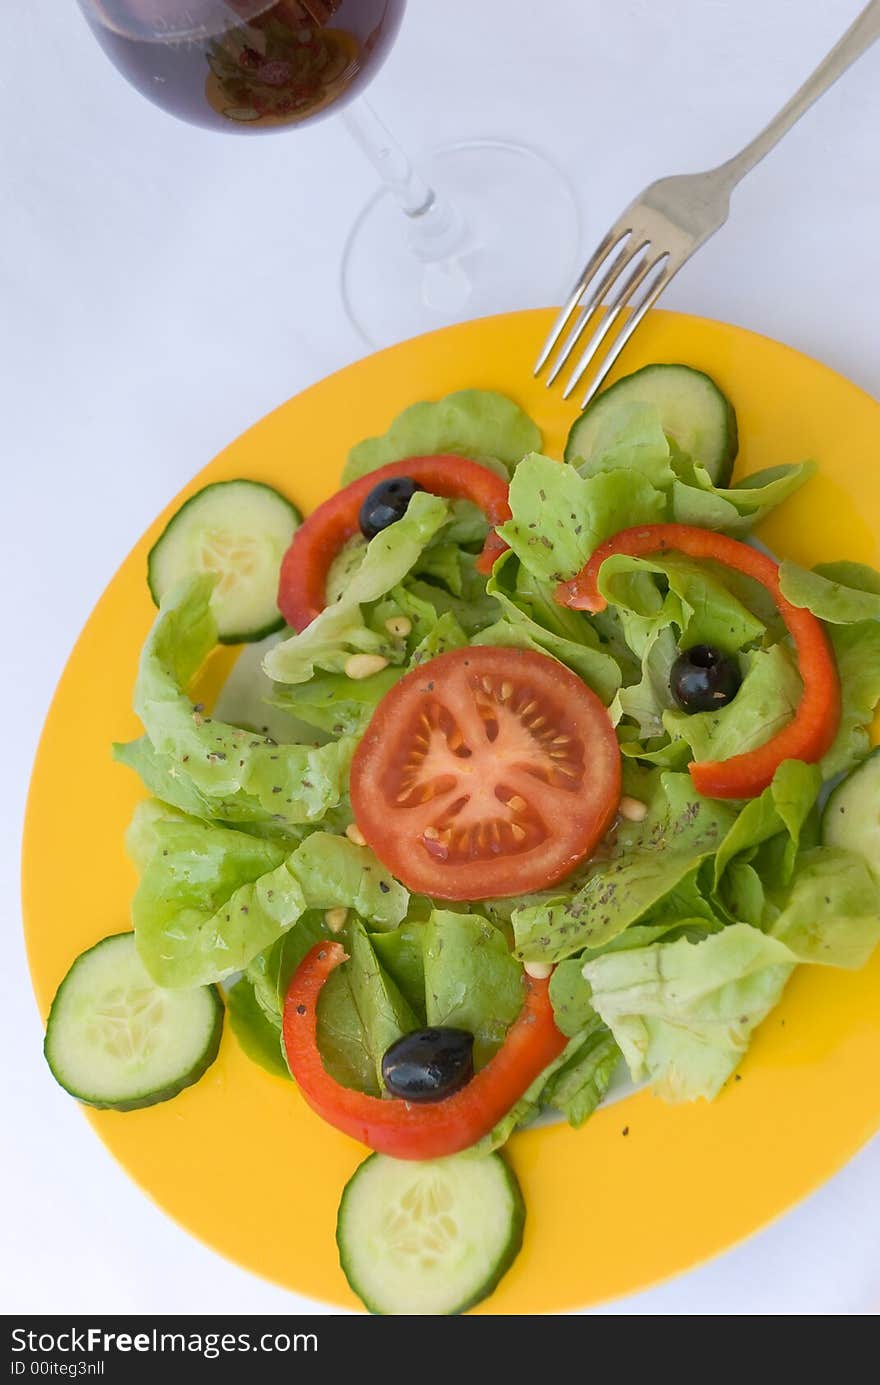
<box><xmin>349</xmin><ymin>646</ymin><xmax>621</xmax><ymax>900</ymax></box>
<box><xmin>277</xmin><ymin>455</ymin><xmax>511</xmax><ymax>632</ymax></box>
<box><xmin>283</xmin><ymin>941</ymin><xmax>567</xmax><ymax>1160</ymax></box>
<box><xmin>556</xmin><ymin>522</ymin><xmax>841</xmax><ymax>799</ymax></box>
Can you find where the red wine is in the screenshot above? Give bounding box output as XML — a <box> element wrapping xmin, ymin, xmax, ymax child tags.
<box><xmin>80</xmin><ymin>0</ymin><xmax>405</xmax><ymax>133</ymax></box>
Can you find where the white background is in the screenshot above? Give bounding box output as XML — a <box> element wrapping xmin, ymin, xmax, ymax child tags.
<box><xmin>4</xmin><ymin>0</ymin><xmax>880</xmax><ymax>1316</ymax></box>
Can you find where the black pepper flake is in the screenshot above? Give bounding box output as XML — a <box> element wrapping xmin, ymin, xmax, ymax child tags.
<box><xmin>192</xmin><ymin>702</ymin><xmax>205</xmax><ymax>713</ymax></box>
<box><xmin>622</xmin><ymin>1126</ymin><xmax>629</xmax><ymax>1137</ymax></box>
<box><xmin>379</xmin><ymin>881</ymin><xmax>390</xmax><ymax>894</ymax></box>
<box><xmin>295</xmin><ymin>1003</ymin><xmax>306</xmax><ymax>1016</ymax></box>
<box><xmin>272</xmin><ymin>786</ymin><xmax>282</xmax><ymax>794</ymax></box>
<box><xmin>182</xmin><ymin>755</ymin><xmax>189</xmax><ymax>763</ymax></box>
<box><xmin>734</xmin><ymin>1074</ymin><xmax>742</xmax><ymax>1082</ymax></box>
<box><xmin>241</xmin><ymin>905</ymin><xmax>249</xmax><ymax>914</ymax></box>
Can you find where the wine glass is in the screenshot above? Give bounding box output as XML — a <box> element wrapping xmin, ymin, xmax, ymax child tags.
<box><xmin>77</xmin><ymin>2</ymin><xmax>581</xmax><ymax>346</ymax></box>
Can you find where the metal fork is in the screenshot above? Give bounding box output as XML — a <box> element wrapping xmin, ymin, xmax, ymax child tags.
<box><xmin>536</xmin><ymin>0</ymin><xmax>880</xmax><ymax>407</ymax></box>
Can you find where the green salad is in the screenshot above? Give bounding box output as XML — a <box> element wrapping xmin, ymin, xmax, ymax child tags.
<box><xmin>43</xmin><ymin>366</ymin><xmax>880</xmax><ymax>1315</ymax></box>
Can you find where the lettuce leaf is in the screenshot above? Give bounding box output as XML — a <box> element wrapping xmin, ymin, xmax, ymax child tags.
<box><xmin>779</xmin><ymin>559</ymin><xmax>880</xmax><ymax>624</ymax></box>
<box><xmin>130</xmin><ymin>807</ymin><xmax>408</xmax><ymax>987</ymax></box>
<box><xmin>385</xmin><ymin>562</ymin><xmax>500</xmax><ymax>639</ymax></box>
<box><xmin>713</xmin><ymin>758</ymin><xmax>822</xmax><ymax>888</ymax></box>
<box><xmin>573</xmin><ymin>402</ymin><xmax>675</xmax><ymax>490</ymax></box>
<box><xmin>584</xmin><ymin>924</ymin><xmax>795</xmax><ymax>1101</ymax></box>
<box><xmin>341</xmin><ymin>921</ymin><xmax>418</xmax><ymax>1092</ymax></box>
<box><xmin>663</xmin><ymin>644</ymin><xmax>802</xmax><ymax>763</ymax></box>
<box><xmin>263</xmin><ymin>491</ymin><xmax>450</xmax><ymax>684</ymax></box>
<box><xmin>114</xmin><ymin>729</ymin><xmax>352</xmax><ymax>834</ymax></box>
<box><xmin>613</xmin><ymin>627</ymin><xmax>679</xmax><ymax>736</ymax></box>
<box><xmin>565</xmin><ymin>400</ymin><xmax>810</xmax><ymax>536</ymax></box>
<box><xmin>371</xmin><ymin>921</ymin><xmax>428</xmax><ymax>1020</ymax></box>
<box><xmin>597</xmin><ymin>551</ymin><xmax>766</xmax><ymax>657</ymax></box>
<box><xmin>499</xmin><ymin>452</ymin><xmax>667</xmax><ymax>584</ymax></box>
<box><xmin>269</xmin><ymin>667</ymin><xmax>403</xmax><ymax>737</ymax></box>
<box><xmin>770</xmin><ymin>559</ymin><xmax>880</xmax><ymax>777</ymax></box>
<box><xmin>585</xmin><ymin>847</ymin><xmax>880</xmax><ymax>1102</ymax></box>
<box><xmin>245</xmin><ymin>912</ymin><xmax>327</xmax><ymax>1026</ymax></box>
<box><xmin>225</xmin><ymin>976</ymin><xmax>290</xmax><ymax>1080</ymax></box>
<box><xmin>768</xmin><ymin>847</ymin><xmax>880</xmax><ymax>968</ymax></box>
<box><xmin>342</xmin><ymin>390</ymin><xmax>541</xmax><ymax>484</ymax></box>
<box><xmin>512</xmin><ymin>772</ymin><xmax>736</xmax><ymax>962</ymax></box>
<box><xmin>115</xmin><ymin>574</ymin><xmax>354</xmax><ymax>832</ymax></box>
<box><xmin>470</xmin><ymin>1018</ymin><xmax>618</xmax><ymax>1151</ymax></box>
<box><xmin>314</xmin><ymin>964</ymin><xmax>381</xmax><ymax>1096</ymax></box>
<box><xmin>473</xmin><ymin>551</ymin><xmax>622</xmax><ymax>704</ymax></box>
<box><xmin>822</xmin><ymin>621</ymin><xmax>880</xmax><ymax>778</ymax></box>
<box><xmin>422</xmin><ymin>911</ymin><xmax>524</xmax><ymax>1069</ymax></box>
<box><xmin>541</xmin><ymin>1025</ymin><xmax>620</xmax><ymax>1127</ymax></box>
<box><xmin>672</xmin><ymin>459</ymin><xmax>814</xmax><ymax>534</ymax></box>
<box><xmin>318</xmin><ymin>912</ymin><xmax>523</xmax><ymax>1098</ymax></box>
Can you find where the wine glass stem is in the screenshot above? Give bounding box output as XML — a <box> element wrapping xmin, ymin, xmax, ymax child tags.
<box><xmin>341</xmin><ymin>98</ymin><xmax>468</xmax><ymax>264</ymax></box>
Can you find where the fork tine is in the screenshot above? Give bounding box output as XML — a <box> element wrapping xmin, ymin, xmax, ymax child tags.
<box><xmin>561</xmin><ymin>250</ymin><xmax>669</xmax><ymax>400</ymax></box>
<box><xmin>544</xmin><ymin>237</ymin><xmax>649</xmax><ymax>386</ymax></box>
<box><xmin>533</xmin><ymin>225</ymin><xmax>630</xmax><ymax>376</ymax></box>
<box><xmin>579</xmin><ymin>259</ymin><xmax>683</xmax><ymax>409</ymax></box>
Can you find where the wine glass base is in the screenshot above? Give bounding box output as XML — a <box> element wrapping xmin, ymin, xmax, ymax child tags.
<box><xmin>341</xmin><ymin>139</ymin><xmax>582</xmax><ymax>348</ymax></box>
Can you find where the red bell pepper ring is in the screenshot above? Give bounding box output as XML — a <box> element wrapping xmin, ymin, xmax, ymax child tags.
<box><xmin>277</xmin><ymin>456</ymin><xmax>511</xmax><ymax>632</ymax></box>
<box><xmin>556</xmin><ymin>523</ymin><xmax>841</xmax><ymax>800</ymax></box>
<box><xmin>282</xmin><ymin>942</ymin><xmax>567</xmax><ymax>1160</ymax></box>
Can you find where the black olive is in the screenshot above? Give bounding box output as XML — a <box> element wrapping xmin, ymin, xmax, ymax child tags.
<box><xmin>359</xmin><ymin>477</ymin><xmax>423</xmax><ymax>540</ymax></box>
<box><xmin>381</xmin><ymin>1027</ymin><xmax>474</xmax><ymax>1103</ymax></box>
<box><xmin>670</xmin><ymin>644</ymin><xmax>742</xmax><ymax>714</ymax></box>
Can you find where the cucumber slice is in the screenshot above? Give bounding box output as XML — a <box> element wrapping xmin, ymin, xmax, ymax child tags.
<box><xmin>147</xmin><ymin>480</ymin><xmax>301</xmax><ymax>644</ymax></box>
<box><xmin>337</xmin><ymin>1151</ymin><xmax>524</xmax><ymax>1315</ymax></box>
<box><xmin>44</xmin><ymin>933</ymin><xmax>223</xmax><ymax>1111</ymax></box>
<box><xmin>822</xmin><ymin>747</ymin><xmax>880</xmax><ymax>876</ymax></box>
<box><xmin>565</xmin><ymin>363</ymin><xmax>738</xmax><ymax>485</ymax></box>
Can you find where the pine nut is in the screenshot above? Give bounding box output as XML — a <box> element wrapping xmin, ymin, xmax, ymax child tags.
<box><xmin>385</xmin><ymin>616</ymin><xmax>412</xmax><ymax>638</ymax></box>
<box><xmin>344</xmin><ymin>653</ymin><xmax>389</xmax><ymax>680</ymax></box>
<box><xmin>619</xmin><ymin>795</ymin><xmax>648</xmax><ymax>822</ymax></box>
<box><xmin>324</xmin><ymin>907</ymin><xmax>348</xmax><ymax>933</ymax></box>
<box><xmin>345</xmin><ymin>823</ymin><xmax>367</xmax><ymax>847</ymax></box>
<box><xmin>523</xmin><ymin>960</ymin><xmax>553</xmax><ymax>980</ymax></box>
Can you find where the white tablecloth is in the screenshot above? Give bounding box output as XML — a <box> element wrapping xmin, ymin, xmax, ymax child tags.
<box><xmin>4</xmin><ymin>0</ymin><xmax>879</xmax><ymax>1315</ymax></box>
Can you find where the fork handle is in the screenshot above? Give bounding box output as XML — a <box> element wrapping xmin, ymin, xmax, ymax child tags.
<box><xmin>716</xmin><ymin>0</ymin><xmax>880</xmax><ymax>187</ymax></box>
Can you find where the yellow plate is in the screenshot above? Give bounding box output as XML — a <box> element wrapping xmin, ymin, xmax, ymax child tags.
<box><xmin>23</xmin><ymin>309</ymin><xmax>880</xmax><ymax>1314</ymax></box>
